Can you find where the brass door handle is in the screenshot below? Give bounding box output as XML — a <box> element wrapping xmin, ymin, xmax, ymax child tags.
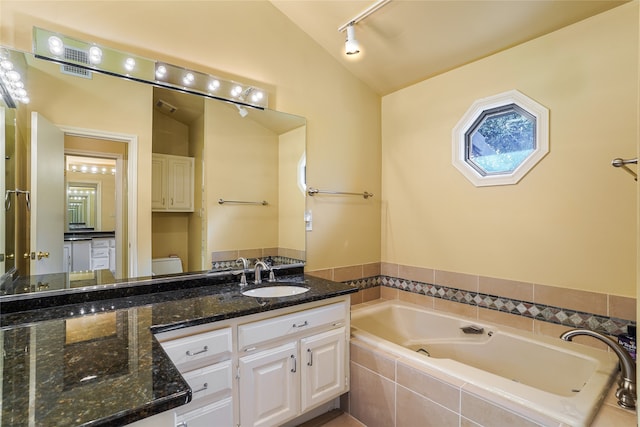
<box><xmin>36</xmin><ymin>251</ymin><xmax>50</xmax><ymax>260</ymax></box>
<box><xmin>24</xmin><ymin>253</ymin><xmax>31</xmax><ymax>259</ymax></box>
<box><xmin>6</xmin><ymin>254</ymin><xmax>15</xmax><ymax>260</ymax></box>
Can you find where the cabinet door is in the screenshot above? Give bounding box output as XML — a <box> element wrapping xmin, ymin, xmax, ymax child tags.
<box><xmin>300</xmin><ymin>327</ymin><xmax>346</xmax><ymax>411</ymax></box>
<box><xmin>168</xmin><ymin>157</ymin><xmax>193</xmax><ymax>211</ymax></box>
<box><xmin>71</xmin><ymin>240</ymin><xmax>91</xmax><ymax>271</ymax></box>
<box><xmin>239</xmin><ymin>341</ymin><xmax>299</xmax><ymax>427</ymax></box>
<box><xmin>151</xmin><ymin>155</ymin><xmax>167</xmax><ymax>210</ymax></box>
<box><xmin>63</xmin><ymin>243</ymin><xmax>71</xmax><ymax>272</ymax></box>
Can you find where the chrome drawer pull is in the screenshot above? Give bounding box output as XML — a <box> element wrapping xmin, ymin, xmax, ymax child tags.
<box><xmin>307</xmin><ymin>348</ymin><xmax>313</xmax><ymax>366</ymax></box>
<box><xmin>292</xmin><ymin>320</ymin><xmax>308</xmax><ymax>328</ymax></box>
<box><xmin>193</xmin><ymin>382</ymin><xmax>208</xmax><ymax>394</ymax></box>
<box><xmin>186</xmin><ymin>345</ymin><xmax>208</xmax><ymax>356</ymax></box>
<box><xmin>291</xmin><ymin>354</ymin><xmax>297</xmax><ymax>373</ymax></box>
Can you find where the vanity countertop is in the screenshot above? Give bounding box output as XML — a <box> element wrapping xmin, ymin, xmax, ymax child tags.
<box><xmin>0</xmin><ymin>273</ymin><xmax>357</xmax><ymax>427</ymax></box>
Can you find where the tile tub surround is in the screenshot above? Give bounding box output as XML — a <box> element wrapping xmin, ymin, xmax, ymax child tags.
<box><xmin>309</xmin><ymin>263</ymin><xmax>636</xmax><ymax>340</ymax></box>
<box><xmin>346</xmin><ymin>337</ymin><xmax>636</xmax><ymax>427</ymax></box>
<box><xmin>0</xmin><ymin>274</ymin><xmax>357</xmax><ymax>426</ymax></box>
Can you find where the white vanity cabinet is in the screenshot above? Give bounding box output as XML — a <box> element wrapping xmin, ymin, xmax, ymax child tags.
<box><xmin>147</xmin><ymin>296</ymin><xmax>350</xmax><ymax>427</ymax></box>
<box><xmin>237</xmin><ymin>301</ymin><xmax>348</xmax><ymax>427</ymax></box>
<box><xmin>156</xmin><ymin>326</ymin><xmax>234</xmax><ymax>427</ymax></box>
<box><xmin>152</xmin><ymin>153</ymin><xmax>194</xmax><ymax>212</ymax></box>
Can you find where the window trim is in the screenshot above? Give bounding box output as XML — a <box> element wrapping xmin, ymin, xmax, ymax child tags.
<box><xmin>452</xmin><ymin>90</ymin><xmax>549</xmax><ymax>187</ymax></box>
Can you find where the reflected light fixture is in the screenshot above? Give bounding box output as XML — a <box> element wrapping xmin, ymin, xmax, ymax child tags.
<box><xmin>345</xmin><ymin>23</ymin><xmax>360</xmax><ymax>55</ymax></box>
<box><xmin>338</xmin><ymin>0</ymin><xmax>392</xmax><ymax>56</ymax></box>
<box><xmin>33</xmin><ymin>27</ymin><xmax>269</xmax><ymax>108</ymax></box>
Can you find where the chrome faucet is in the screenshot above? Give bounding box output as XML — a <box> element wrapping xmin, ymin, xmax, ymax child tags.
<box><xmin>235</xmin><ymin>257</ymin><xmax>249</xmax><ymax>287</ymax></box>
<box><xmin>560</xmin><ymin>328</ymin><xmax>636</xmax><ymax>409</ymax></box>
<box><xmin>253</xmin><ymin>260</ymin><xmax>269</xmax><ymax>284</ymax></box>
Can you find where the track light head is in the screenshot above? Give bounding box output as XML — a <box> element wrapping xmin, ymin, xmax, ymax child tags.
<box><xmin>345</xmin><ymin>23</ymin><xmax>360</xmax><ymax>55</ymax></box>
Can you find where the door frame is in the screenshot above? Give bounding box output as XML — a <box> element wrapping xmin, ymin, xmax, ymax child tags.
<box><xmin>58</xmin><ymin>125</ymin><xmax>138</xmax><ymax>278</ymax></box>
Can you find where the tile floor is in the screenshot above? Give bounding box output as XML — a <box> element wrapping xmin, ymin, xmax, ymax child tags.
<box><xmin>318</xmin><ymin>413</ymin><xmax>365</xmax><ymax>427</ymax></box>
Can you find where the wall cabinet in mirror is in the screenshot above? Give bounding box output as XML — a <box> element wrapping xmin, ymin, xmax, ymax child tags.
<box><xmin>151</xmin><ymin>153</ymin><xmax>194</xmax><ymax>212</ymax></box>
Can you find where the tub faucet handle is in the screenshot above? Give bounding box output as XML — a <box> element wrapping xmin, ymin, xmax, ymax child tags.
<box><xmin>461</xmin><ymin>325</ymin><xmax>484</xmax><ymax>334</ymax></box>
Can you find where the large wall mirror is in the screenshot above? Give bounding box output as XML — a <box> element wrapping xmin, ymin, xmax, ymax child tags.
<box><xmin>0</xmin><ymin>44</ymin><xmax>306</xmax><ymax>298</ymax></box>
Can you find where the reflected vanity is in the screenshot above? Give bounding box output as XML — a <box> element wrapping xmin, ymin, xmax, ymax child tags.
<box><xmin>0</xmin><ymin>33</ymin><xmax>307</xmax><ymax>299</ymax></box>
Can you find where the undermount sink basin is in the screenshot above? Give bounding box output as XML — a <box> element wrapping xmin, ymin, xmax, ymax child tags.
<box><xmin>242</xmin><ymin>285</ymin><xmax>309</xmax><ymax>298</ymax></box>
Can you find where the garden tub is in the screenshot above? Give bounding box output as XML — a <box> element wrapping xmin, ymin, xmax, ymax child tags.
<box><xmin>350</xmin><ymin>300</ymin><xmax>618</xmax><ymax>426</ymax></box>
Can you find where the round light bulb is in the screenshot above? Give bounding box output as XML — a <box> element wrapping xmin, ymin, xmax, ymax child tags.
<box><xmin>124</xmin><ymin>57</ymin><xmax>136</xmax><ymax>72</ymax></box>
<box><xmin>48</xmin><ymin>36</ymin><xmax>64</xmax><ymax>56</ymax></box>
<box><xmin>89</xmin><ymin>46</ymin><xmax>103</xmax><ymax>65</ymax></box>
<box><xmin>155</xmin><ymin>65</ymin><xmax>167</xmax><ymax>79</ymax></box>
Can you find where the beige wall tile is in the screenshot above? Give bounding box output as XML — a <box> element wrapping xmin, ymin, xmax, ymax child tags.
<box><xmin>350</xmin><ymin>340</ymin><xmax>397</xmax><ymax>380</ymax></box>
<box><xmin>534</xmin><ymin>284</ymin><xmax>607</xmax><ymax>316</ymax></box>
<box><xmin>263</xmin><ymin>247</ymin><xmax>278</xmax><ymax>257</ymax></box>
<box><xmin>305</xmin><ymin>269</ymin><xmax>333</xmax><ymax>280</ymax></box>
<box><xmin>609</xmin><ymin>295</ymin><xmax>636</xmax><ymax>321</ymax></box>
<box><xmin>434</xmin><ymin>298</ymin><xmax>478</xmax><ymax>320</ymax></box>
<box><xmin>396</xmin><ymin>362</ymin><xmax>460</xmax><ymax>411</ymax></box>
<box><xmin>238</xmin><ymin>248</ymin><xmax>263</xmax><ymax>260</ymax></box>
<box><xmin>398</xmin><ymin>265</ymin><xmax>434</xmax><ymax>283</ymax></box>
<box><xmin>478</xmin><ymin>308</ymin><xmax>533</xmax><ymax>332</ymax></box>
<box><xmin>478</xmin><ymin>276</ymin><xmax>533</xmax><ymax>302</ymax></box>
<box><xmin>350</xmin><ymin>291</ymin><xmax>363</xmax><ymax>306</ymax></box>
<box><xmin>349</xmin><ymin>362</ymin><xmax>396</xmax><ymax>427</ymax></box>
<box><xmin>396</xmin><ymin>385</ymin><xmax>459</xmax><ymax>427</ymax></box>
<box><xmin>362</xmin><ymin>287</ymin><xmax>381</xmax><ymax>302</ymax></box>
<box><xmin>461</xmin><ymin>391</ymin><xmax>541</xmax><ymax>427</ymax></box>
<box><xmin>380</xmin><ymin>262</ymin><xmax>398</xmax><ymax>277</ymax></box>
<box><xmin>460</xmin><ymin>417</ymin><xmax>483</xmax><ymax>427</ymax></box>
<box><xmin>334</xmin><ymin>265</ymin><xmax>364</xmax><ymax>282</ymax></box>
<box><xmin>211</xmin><ymin>250</ymin><xmax>237</xmax><ymax>262</ymax></box>
<box><xmin>363</xmin><ymin>262</ymin><xmax>381</xmax><ymax>278</ymax></box>
<box><xmin>380</xmin><ymin>286</ymin><xmax>399</xmax><ymax>300</ymax></box>
<box><xmin>436</xmin><ymin>270</ymin><xmax>478</xmax><ymax>292</ymax></box>
<box><xmin>398</xmin><ymin>289</ymin><xmax>434</xmax><ymax>309</ymax></box>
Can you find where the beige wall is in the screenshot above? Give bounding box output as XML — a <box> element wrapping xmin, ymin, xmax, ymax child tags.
<box><xmin>0</xmin><ymin>1</ymin><xmax>382</xmax><ymax>274</ymax></box>
<box><xmin>279</xmin><ymin>126</ymin><xmax>306</xmax><ymax>253</ymax></box>
<box><xmin>204</xmin><ymin>99</ymin><xmax>280</xmax><ymax>253</ymax></box>
<box><xmin>382</xmin><ymin>4</ymin><xmax>638</xmax><ymax>297</ymax></box>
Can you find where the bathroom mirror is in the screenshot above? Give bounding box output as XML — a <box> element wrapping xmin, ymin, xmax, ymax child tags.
<box><xmin>66</xmin><ymin>183</ymin><xmax>98</xmax><ymax>230</ymax></box>
<box><xmin>0</xmin><ymin>45</ymin><xmax>306</xmax><ymax>297</ymax></box>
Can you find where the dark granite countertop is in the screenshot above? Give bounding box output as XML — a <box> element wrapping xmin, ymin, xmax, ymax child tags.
<box><xmin>0</xmin><ymin>273</ymin><xmax>357</xmax><ymax>426</ymax></box>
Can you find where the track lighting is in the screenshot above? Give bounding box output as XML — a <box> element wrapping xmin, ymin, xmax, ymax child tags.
<box><xmin>338</xmin><ymin>0</ymin><xmax>392</xmax><ymax>56</ymax></box>
<box><xmin>345</xmin><ymin>23</ymin><xmax>360</xmax><ymax>55</ymax></box>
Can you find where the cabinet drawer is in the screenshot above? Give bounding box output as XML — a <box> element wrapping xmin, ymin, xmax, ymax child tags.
<box><xmin>161</xmin><ymin>327</ymin><xmax>232</xmax><ymax>368</ymax></box>
<box><xmin>175</xmin><ymin>396</ymin><xmax>233</xmax><ymax>427</ymax></box>
<box><xmin>182</xmin><ymin>360</ymin><xmax>232</xmax><ymax>402</ymax></box>
<box><xmin>91</xmin><ymin>258</ymin><xmax>109</xmax><ymax>270</ymax></box>
<box><xmin>238</xmin><ymin>302</ymin><xmax>346</xmax><ymax>350</ymax></box>
<box><xmin>91</xmin><ymin>238</ymin><xmax>110</xmax><ymax>248</ymax></box>
<box><xmin>91</xmin><ymin>247</ymin><xmax>109</xmax><ymax>258</ymax></box>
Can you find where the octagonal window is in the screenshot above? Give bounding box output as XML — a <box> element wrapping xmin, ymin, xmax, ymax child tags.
<box><xmin>453</xmin><ymin>90</ymin><xmax>548</xmax><ymax>187</ymax></box>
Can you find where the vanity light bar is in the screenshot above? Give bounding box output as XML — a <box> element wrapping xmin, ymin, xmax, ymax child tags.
<box><xmin>32</xmin><ymin>27</ymin><xmax>268</xmax><ymax>109</ymax></box>
<box><xmin>0</xmin><ymin>47</ymin><xmax>30</xmax><ymax>107</ymax></box>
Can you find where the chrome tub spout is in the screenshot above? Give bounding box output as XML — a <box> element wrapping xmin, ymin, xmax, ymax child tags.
<box><xmin>560</xmin><ymin>328</ymin><xmax>636</xmax><ymax>410</ymax></box>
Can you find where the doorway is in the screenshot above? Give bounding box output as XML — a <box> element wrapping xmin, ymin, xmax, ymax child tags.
<box><xmin>65</xmin><ymin>136</ymin><xmax>127</xmax><ymax>278</ymax></box>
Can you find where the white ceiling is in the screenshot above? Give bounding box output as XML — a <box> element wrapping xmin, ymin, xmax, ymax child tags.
<box><xmin>271</xmin><ymin>0</ymin><xmax>629</xmax><ymax>95</ymax></box>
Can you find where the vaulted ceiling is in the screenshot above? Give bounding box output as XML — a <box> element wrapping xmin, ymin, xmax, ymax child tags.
<box><xmin>271</xmin><ymin>1</ymin><xmax>629</xmax><ymax>95</ymax></box>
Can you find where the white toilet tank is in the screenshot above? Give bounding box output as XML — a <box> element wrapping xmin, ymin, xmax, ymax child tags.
<box><xmin>152</xmin><ymin>257</ymin><xmax>183</xmax><ymax>275</ymax></box>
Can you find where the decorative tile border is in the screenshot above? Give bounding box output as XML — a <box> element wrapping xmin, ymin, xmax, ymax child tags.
<box><xmin>344</xmin><ymin>275</ymin><xmax>635</xmax><ymax>337</ymax></box>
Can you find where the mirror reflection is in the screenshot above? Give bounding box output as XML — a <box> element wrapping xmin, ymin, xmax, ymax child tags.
<box><xmin>0</xmin><ymin>45</ymin><xmax>306</xmax><ymax>298</ymax></box>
